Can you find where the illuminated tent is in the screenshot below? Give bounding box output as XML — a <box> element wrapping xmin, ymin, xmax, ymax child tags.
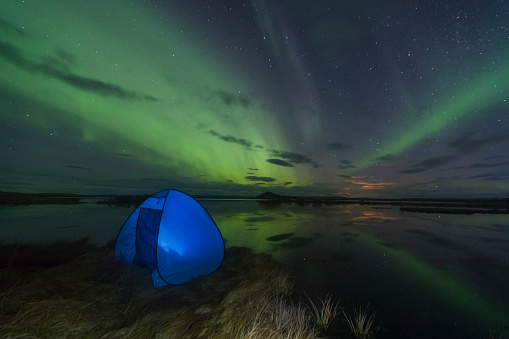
<box><xmin>115</xmin><ymin>189</ymin><xmax>224</xmax><ymax>287</ymax></box>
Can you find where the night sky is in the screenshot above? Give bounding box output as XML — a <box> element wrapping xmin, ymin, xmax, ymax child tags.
<box><xmin>1</xmin><ymin>0</ymin><xmax>508</xmax><ymax>198</ymax></box>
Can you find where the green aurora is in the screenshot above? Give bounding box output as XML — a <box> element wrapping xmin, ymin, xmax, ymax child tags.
<box><xmin>1</xmin><ymin>0</ymin><xmax>508</xmax><ymax>197</ymax></box>
<box><xmin>1</xmin><ymin>2</ymin><xmax>309</xmax><ymax>193</ymax></box>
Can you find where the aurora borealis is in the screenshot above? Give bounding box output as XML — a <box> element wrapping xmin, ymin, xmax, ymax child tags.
<box><xmin>1</xmin><ymin>0</ymin><xmax>508</xmax><ymax>197</ymax></box>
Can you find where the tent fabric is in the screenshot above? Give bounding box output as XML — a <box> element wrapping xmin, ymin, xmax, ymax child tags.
<box><xmin>133</xmin><ymin>207</ymin><xmax>162</xmax><ymax>269</ymax></box>
<box><xmin>115</xmin><ymin>189</ymin><xmax>224</xmax><ymax>287</ymax></box>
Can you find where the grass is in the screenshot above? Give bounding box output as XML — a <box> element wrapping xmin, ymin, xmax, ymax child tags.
<box><xmin>305</xmin><ymin>293</ymin><xmax>340</xmax><ymax>331</ymax></box>
<box><xmin>342</xmin><ymin>304</ymin><xmax>380</xmax><ymax>339</ymax></box>
<box><xmin>0</xmin><ymin>238</ymin><xmax>322</xmax><ymax>338</ymax></box>
<box><xmin>489</xmin><ymin>324</ymin><xmax>509</xmax><ymax>339</ymax></box>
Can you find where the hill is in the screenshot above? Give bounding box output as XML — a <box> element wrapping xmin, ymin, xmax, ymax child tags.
<box><xmin>255</xmin><ymin>192</ymin><xmax>286</xmax><ymax>199</ymax></box>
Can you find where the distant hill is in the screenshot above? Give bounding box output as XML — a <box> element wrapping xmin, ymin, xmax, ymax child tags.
<box><xmin>255</xmin><ymin>192</ymin><xmax>286</xmax><ymax>199</ymax></box>
<box><xmin>0</xmin><ymin>191</ymin><xmax>83</xmax><ymax>205</ymax></box>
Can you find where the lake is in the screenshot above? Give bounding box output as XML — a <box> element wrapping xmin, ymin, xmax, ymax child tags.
<box><xmin>1</xmin><ymin>199</ymin><xmax>508</xmax><ymax>338</ymax></box>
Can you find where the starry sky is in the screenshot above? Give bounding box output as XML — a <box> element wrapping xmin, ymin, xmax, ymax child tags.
<box><xmin>1</xmin><ymin>0</ymin><xmax>508</xmax><ymax>198</ymax></box>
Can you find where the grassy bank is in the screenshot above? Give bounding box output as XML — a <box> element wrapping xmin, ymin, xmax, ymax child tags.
<box><xmin>0</xmin><ymin>238</ymin><xmax>338</xmax><ymax>338</ymax></box>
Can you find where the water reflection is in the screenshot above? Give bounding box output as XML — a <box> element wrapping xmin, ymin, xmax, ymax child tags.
<box><xmin>1</xmin><ymin>200</ymin><xmax>508</xmax><ymax>337</ymax></box>
<box><xmin>201</xmin><ymin>201</ymin><xmax>509</xmax><ymax>337</ymax></box>
<box><xmin>347</xmin><ymin>209</ymin><xmax>403</xmax><ymax>224</ymax></box>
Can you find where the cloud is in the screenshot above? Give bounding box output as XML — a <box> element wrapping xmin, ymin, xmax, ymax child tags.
<box><xmin>266</xmin><ymin>158</ymin><xmax>294</xmax><ymax>167</ymax></box>
<box><xmin>447</xmin><ymin>131</ymin><xmax>509</xmax><ymax>155</ymax></box>
<box><xmin>465</xmin><ymin>161</ymin><xmax>509</xmax><ymax>169</ymax></box>
<box><xmin>284</xmin><ymin>182</ymin><xmax>292</xmax><ymax>186</ymax></box>
<box><xmin>405</xmin><ymin>177</ymin><xmax>446</xmax><ymax>188</ymax></box>
<box><xmin>338</xmin><ymin>159</ymin><xmax>356</xmax><ymax>169</ymax></box>
<box><xmin>373</xmin><ymin>154</ymin><xmax>397</xmax><ymax>162</ymax></box>
<box><xmin>269</xmin><ymin>149</ymin><xmax>320</xmax><ymax>167</ymax></box>
<box><xmin>54</xmin><ymin>48</ymin><xmax>77</xmax><ymax>66</ymax></box>
<box><xmin>0</xmin><ymin>40</ymin><xmax>158</xmax><ymax>101</ymax></box>
<box><xmin>214</xmin><ymin>90</ymin><xmax>251</xmax><ymax>108</ymax></box>
<box><xmin>462</xmin><ymin>172</ymin><xmax>509</xmax><ymax>181</ymax></box>
<box><xmin>399</xmin><ymin>155</ymin><xmax>457</xmax><ymax>174</ymax></box>
<box><xmin>208</xmin><ymin>130</ymin><xmax>254</xmax><ymax>149</ymax></box>
<box><xmin>0</xmin><ymin>18</ymin><xmax>26</xmax><ymax>36</ymax></box>
<box><xmin>327</xmin><ymin>142</ymin><xmax>349</xmax><ymax>151</ymax></box>
<box><xmin>336</xmin><ymin>174</ymin><xmax>351</xmax><ymax>179</ymax></box>
<box><xmin>245</xmin><ymin>175</ymin><xmax>277</xmax><ymax>182</ymax></box>
<box><xmin>62</xmin><ymin>165</ymin><xmax>89</xmax><ymax>170</ymax></box>
<box><xmin>484</xmin><ymin>155</ymin><xmax>504</xmax><ymax>160</ymax></box>
<box><xmin>340</xmin><ymin>175</ymin><xmax>398</xmax><ymax>190</ymax></box>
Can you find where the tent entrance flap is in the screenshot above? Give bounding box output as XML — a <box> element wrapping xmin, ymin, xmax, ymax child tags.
<box><xmin>133</xmin><ymin>207</ymin><xmax>163</xmax><ymax>269</ymax></box>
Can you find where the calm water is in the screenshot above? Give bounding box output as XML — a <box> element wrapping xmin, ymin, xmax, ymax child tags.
<box><xmin>1</xmin><ymin>200</ymin><xmax>508</xmax><ymax>338</ymax></box>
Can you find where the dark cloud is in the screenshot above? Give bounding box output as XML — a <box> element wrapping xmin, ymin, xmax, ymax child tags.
<box><xmin>0</xmin><ymin>18</ymin><xmax>26</xmax><ymax>36</ymax></box>
<box><xmin>405</xmin><ymin>177</ymin><xmax>446</xmax><ymax>188</ymax></box>
<box><xmin>215</xmin><ymin>90</ymin><xmax>251</xmax><ymax>108</ymax></box>
<box><xmin>462</xmin><ymin>172</ymin><xmax>509</xmax><ymax>181</ymax></box>
<box><xmin>484</xmin><ymin>175</ymin><xmax>509</xmax><ymax>181</ymax></box>
<box><xmin>284</xmin><ymin>182</ymin><xmax>292</xmax><ymax>186</ymax></box>
<box><xmin>245</xmin><ymin>175</ymin><xmax>277</xmax><ymax>182</ymax></box>
<box><xmin>465</xmin><ymin>161</ymin><xmax>509</xmax><ymax>169</ymax></box>
<box><xmin>484</xmin><ymin>155</ymin><xmax>504</xmax><ymax>160</ymax></box>
<box><xmin>447</xmin><ymin>132</ymin><xmax>509</xmax><ymax>155</ymax></box>
<box><xmin>60</xmin><ymin>73</ymin><xmax>157</xmax><ymax>101</ymax></box>
<box><xmin>54</xmin><ymin>48</ymin><xmax>77</xmax><ymax>66</ymax></box>
<box><xmin>140</xmin><ymin>177</ymin><xmax>173</xmax><ymax>182</ymax></box>
<box><xmin>337</xmin><ymin>174</ymin><xmax>351</xmax><ymax>179</ymax></box>
<box><xmin>338</xmin><ymin>159</ymin><xmax>356</xmax><ymax>169</ymax></box>
<box><xmin>62</xmin><ymin>165</ymin><xmax>89</xmax><ymax>170</ymax></box>
<box><xmin>248</xmin><ymin>168</ymin><xmax>259</xmax><ymax>171</ymax></box>
<box><xmin>270</xmin><ymin>149</ymin><xmax>320</xmax><ymax>167</ymax></box>
<box><xmin>41</xmin><ymin>54</ymin><xmax>72</xmax><ymax>74</ymax></box>
<box><xmin>208</xmin><ymin>130</ymin><xmax>254</xmax><ymax>148</ymax></box>
<box><xmin>373</xmin><ymin>154</ymin><xmax>397</xmax><ymax>162</ymax></box>
<box><xmin>271</xmin><ymin>150</ymin><xmax>312</xmax><ymax>164</ymax></box>
<box><xmin>399</xmin><ymin>156</ymin><xmax>457</xmax><ymax>174</ymax></box>
<box><xmin>266</xmin><ymin>158</ymin><xmax>294</xmax><ymax>167</ymax></box>
<box><xmin>327</xmin><ymin>142</ymin><xmax>349</xmax><ymax>151</ymax></box>
<box><xmin>0</xmin><ymin>40</ymin><xmax>158</xmax><ymax>101</ymax></box>
<box><xmin>399</xmin><ymin>168</ymin><xmax>426</xmax><ymax>174</ymax></box>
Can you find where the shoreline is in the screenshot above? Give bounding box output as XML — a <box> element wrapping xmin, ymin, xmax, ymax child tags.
<box><xmin>2</xmin><ymin>191</ymin><xmax>509</xmax><ymax>214</ymax></box>
<box><xmin>0</xmin><ymin>238</ymin><xmax>359</xmax><ymax>338</ymax></box>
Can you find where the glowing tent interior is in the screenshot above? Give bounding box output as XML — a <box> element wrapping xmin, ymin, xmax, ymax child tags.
<box><xmin>115</xmin><ymin>190</ymin><xmax>224</xmax><ymax>287</ymax></box>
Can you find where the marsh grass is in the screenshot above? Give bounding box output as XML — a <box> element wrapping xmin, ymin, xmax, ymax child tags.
<box><xmin>342</xmin><ymin>304</ymin><xmax>380</xmax><ymax>339</ymax></box>
<box><xmin>305</xmin><ymin>293</ymin><xmax>340</xmax><ymax>331</ymax></box>
<box><xmin>0</xmin><ymin>238</ymin><xmax>321</xmax><ymax>338</ymax></box>
<box><xmin>489</xmin><ymin>324</ymin><xmax>509</xmax><ymax>339</ymax></box>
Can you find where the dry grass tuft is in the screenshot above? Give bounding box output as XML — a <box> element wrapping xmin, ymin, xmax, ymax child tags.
<box><xmin>0</xmin><ymin>239</ymin><xmax>321</xmax><ymax>338</ymax></box>
<box><xmin>343</xmin><ymin>304</ymin><xmax>380</xmax><ymax>339</ymax></box>
<box><xmin>306</xmin><ymin>293</ymin><xmax>340</xmax><ymax>331</ymax></box>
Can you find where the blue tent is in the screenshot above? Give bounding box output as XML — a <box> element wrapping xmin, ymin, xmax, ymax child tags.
<box><xmin>115</xmin><ymin>190</ymin><xmax>224</xmax><ymax>287</ymax></box>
